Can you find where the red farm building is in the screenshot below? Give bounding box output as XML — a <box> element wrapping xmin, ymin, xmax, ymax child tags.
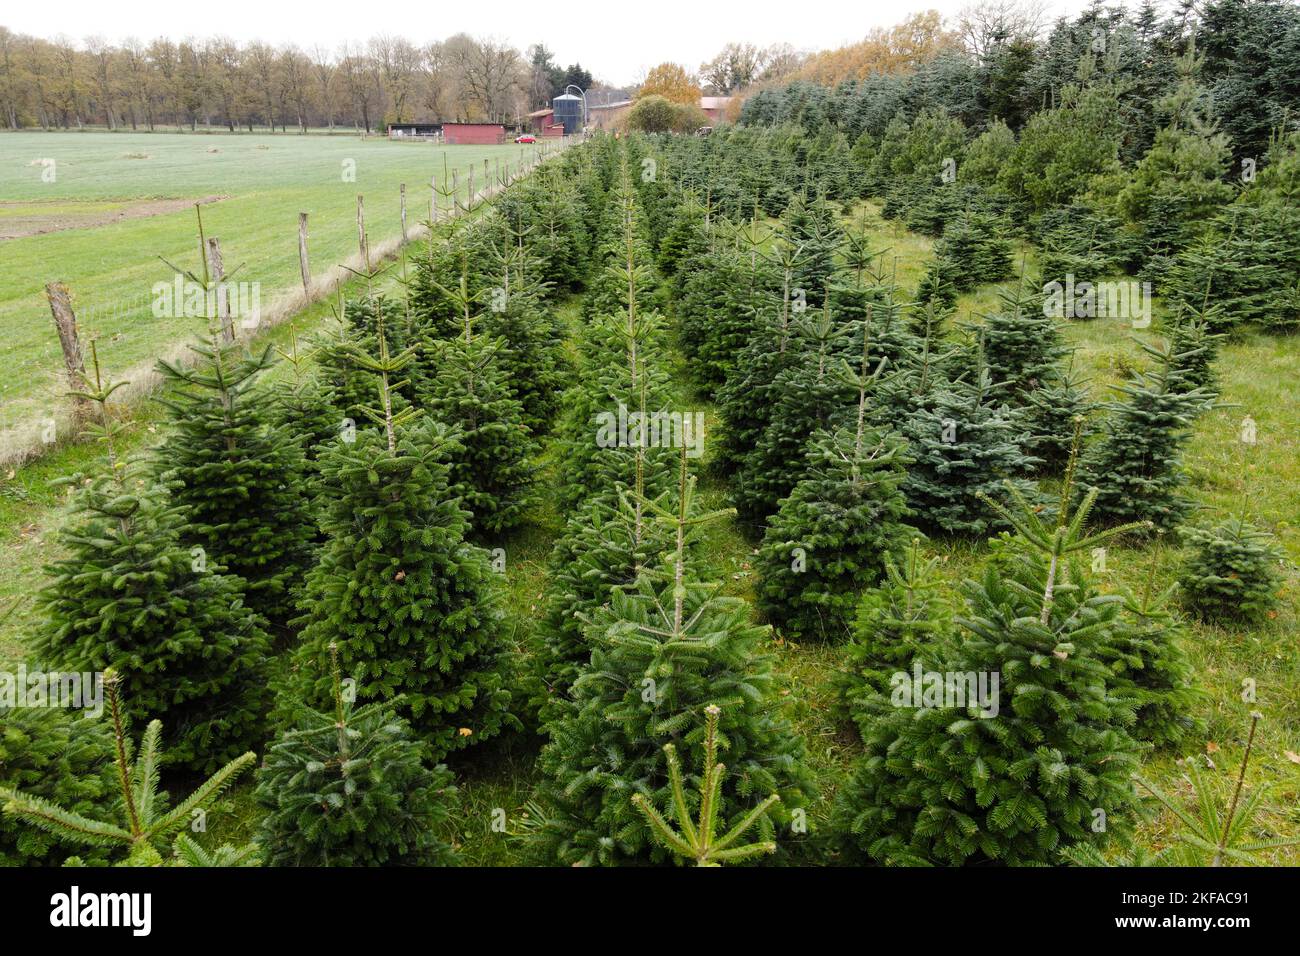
<box><xmin>442</xmin><ymin>123</ymin><xmax>506</xmax><ymax>145</ymax></box>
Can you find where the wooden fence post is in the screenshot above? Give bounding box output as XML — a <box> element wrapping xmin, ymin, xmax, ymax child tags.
<box><xmin>205</xmin><ymin>237</ymin><xmax>234</xmax><ymax>343</ymax></box>
<box><xmin>356</xmin><ymin>195</ymin><xmax>369</xmax><ymax>269</ymax></box>
<box><xmin>399</xmin><ymin>183</ymin><xmax>408</xmax><ymax>243</ymax></box>
<box><xmin>298</xmin><ymin>212</ymin><xmax>312</xmax><ymax>295</ymax></box>
<box><xmin>44</xmin><ymin>281</ymin><xmax>89</xmax><ymax>423</ymax></box>
<box><xmin>468</xmin><ymin>165</ymin><xmax>475</xmax><ymax>209</ymax></box>
<box><xmin>452</xmin><ymin>170</ymin><xmax>460</xmax><ymax>214</ymax></box>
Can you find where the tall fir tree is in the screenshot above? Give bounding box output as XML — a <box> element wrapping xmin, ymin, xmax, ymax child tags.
<box><xmin>288</xmin><ymin>329</ymin><xmax>516</xmax><ymax>759</ymax></box>
<box><xmin>531</xmin><ymin>452</ymin><xmax>815</xmax><ymax>866</ymax></box>
<box><xmin>155</xmin><ymin>331</ymin><xmax>315</xmax><ymax>636</ymax></box>
<box><xmin>34</xmin><ymin>347</ymin><xmax>271</xmax><ymax>772</ymax></box>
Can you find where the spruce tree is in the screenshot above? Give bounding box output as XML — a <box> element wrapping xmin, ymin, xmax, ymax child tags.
<box><xmin>155</xmin><ymin>332</ymin><xmax>315</xmax><ymax>636</ymax></box>
<box><xmin>531</xmin><ymin>454</ymin><xmax>815</xmax><ymax>866</ymax></box>
<box><xmin>1075</xmin><ymin>338</ymin><xmax>1215</xmax><ymax>530</ymax></box>
<box><xmin>1178</xmin><ymin>518</ymin><xmax>1285</xmax><ymax>624</ymax></box>
<box><xmin>288</xmin><ymin>331</ymin><xmax>516</xmax><ymax>759</ymax></box>
<box><xmin>899</xmin><ymin>360</ymin><xmax>1038</xmax><ymax>536</ymax></box>
<box><xmin>257</xmin><ymin>646</ymin><xmax>456</xmax><ymax>866</ymax></box>
<box><xmin>34</xmin><ymin>348</ymin><xmax>271</xmax><ymax>772</ymax></box>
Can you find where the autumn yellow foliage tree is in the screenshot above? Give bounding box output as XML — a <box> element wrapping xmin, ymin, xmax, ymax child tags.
<box><xmin>637</xmin><ymin>62</ymin><xmax>703</xmax><ymax>105</ymax></box>
<box><xmin>795</xmin><ymin>11</ymin><xmax>961</xmax><ymax>86</ymax></box>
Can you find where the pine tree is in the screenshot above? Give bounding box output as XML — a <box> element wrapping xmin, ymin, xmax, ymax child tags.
<box><xmin>980</xmin><ymin>275</ymin><xmax>1068</xmax><ymax>400</ymax></box>
<box><xmin>1075</xmin><ymin>338</ymin><xmax>1215</xmax><ymax>530</ymax></box>
<box><xmin>0</xmin><ymin>699</ymin><xmax>115</xmax><ymax>866</ymax></box>
<box><xmin>531</xmin><ymin>453</ymin><xmax>815</xmax><ymax>866</ymax></box>
<box><xmin>257</xmin><ymin>645</ymin><xmax>456</xmax><ymax>866</ymax></box>
<box><xmin>1178</xmin><ymin>518</ymin><xmax>1285</xmax><ymax>624</ymax></box>
<box><xmin>155</xmin><ymin>332</ymin><xmax>315</xmax><ymax>636</ymax></box>
<box><xmin>34</xmin><ymin>347</ymin><xmax>271</xmax><ymax>772</ymax></box>
<box><xmin>1022</xmin><ymin>360</ymin><xmax>1096</xmax><ymax>475</ymax></box>
<box><xmin>928</xmin><ymin>208</ymin><xmax>1014</xmax><ymax>291</ymax></box>
<box><xmin>288</xmin><ymin>331</ymin><xmax>516</xmax><ymax>760</ymax></box>
<box><xmin>899</xmin><ymin>360</ymin><xmax>1038</xmax><ymax>537</ymax></box>
<box><xmin>0</xmin><ymin>670</ymin><xmax>257</xmax><ymax>867</ymax></box>
<box><xmin>831</xmin><ymin>469</ymin><xmax>1147</xmax><ymax>865</ymax></box>
<box><xmin>753</xmin><ymin>322</ymin><xmax>914</xmax><ymax>641</ymax></box>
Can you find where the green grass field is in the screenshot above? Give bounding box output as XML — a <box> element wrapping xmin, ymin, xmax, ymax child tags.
<box><xmin>0</xmin><ymin>131</ymin><xmax>534</xmax><ymax>456</ymax></box>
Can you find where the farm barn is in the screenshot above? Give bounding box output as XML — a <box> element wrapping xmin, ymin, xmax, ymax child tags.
<box><xmin>387</xmin><ymin>122</ymin><xmax>441</xmax><ymax>140</ymax></box>
<box><xmin>441</xmin><ymin>122</ymin><xmax>506</xmax><ymax>144</ymax></box>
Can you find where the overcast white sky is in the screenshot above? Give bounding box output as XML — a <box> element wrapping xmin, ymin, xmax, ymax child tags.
<box><xmin>5</xmin><ymin>0</ymin><xmax>1097</xmax><ymax>86</ymax></box>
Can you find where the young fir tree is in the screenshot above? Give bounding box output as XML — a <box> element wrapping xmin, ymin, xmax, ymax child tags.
<box><xmin>711</xmin><ymin>234</ymin><xmax>812</xmax><ymax>475</ymax></box>
<box><xmin>753</xmin><ymin>321</ymin><xmax>914</xmax><ymax>642</ymax></box>
<box><xmin>0</xmin><ymin>670</ymin><xmax>258</xmax><ymax>867</ymax></box>
<box><xmin>830</xmin><ymin>470</ymin><xmax>1147</xmax><ymax>865</ymax></box>
<box><xmin>267</xmin><ymin>325</ymin><xmax>343</xmax><ymax>464</ymax></box>
<box><xmin>1166</xmin><ymin>304</ymin><xmax>1226</xmax><ymax>394</ymax></box>
<box><xmin>734</xmin><ymin>306</ymin><xmax>857</xmax><ymax>524</ymax></box>
<box><xmin>155</xmin><ymin>331</ymin><xmax>315</xmax><ymax>636</ymax></box>
<box><xmin>531</xmin><ymin>453</ymin><xmax>816</xmax><ymax>866</ymax></box>
<box><xmin>0</xmin><ymin>696</ymin><xmax>116</xmax><ymax>866</ymax></box>
<box><xmin>928</xmin><ymin>208</ymin><xmax>1014</xmax><ymax>291</ymax></box>
<box><xmin>1178</xmin><ymin>518</ymin><xmax>1285</xmax><ymax>624</ymax></box>
<box><xmin>899</xmin><ymin>359</ymin><xmax>1038</xmax><ymax>537</ymax></box>
<box><xmin>1022</xmin><ymin>359</ymin><xmax>1097</xmax><ymax>475</ymax></box>
<box><xmin>980</xmin><ymin>274</ymin><xmax>1068</xmax><ymax>401</ymax></box>
<box><xmin>631</xmin><ymin>705</ymin><xmax>782</xmax><ymax>867</ymax></box>
<box><xmin>535</xmin><ymin>302</ymin><xmax>682</xmax><ymax>715</ymax></box>
<box><xmin>257</xmin><ymin>645</ymin><xmax>456</xmax><ymax>866</ymax></box>
<box><xmin>1103</xmin><ymin>539</ymin><xmax>1202</xmax><ymax>750</ymax></box>
<box><xmin>1075</xmin><ymin>338</ymin><xmax>1215</xmax><ymax>530</ymax></box>
<box><xmin>34</xmin><ymin>348</ymin><xmax>271</xmax><ymax>772</ymax></box>
<box><xmin>423</xmin><ymin>317</ymin><xmax>536</xmax><ymax>538</ymax></box>
<box><xmin>833</xmin><ymin>539</ymin><xmax>954</xmax><ymax>739</ymax></box>
<box><xmin>288</xmin><ymin>329</ymin><xmax>516</xmax><ymax>760</ymax></box>
<box><xmin>781</xmin><ymin>191</ymin><xmax>845</xmax><ymax>308</ymax></box>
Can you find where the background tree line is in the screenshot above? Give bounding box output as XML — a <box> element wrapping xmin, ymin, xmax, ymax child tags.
<box><xmin>0</xmin><ymin>29</ymin><xmax>606</xmax><ymax>132</ymax></box>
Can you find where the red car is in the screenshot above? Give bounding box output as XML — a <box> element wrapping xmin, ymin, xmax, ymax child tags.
<box><xmin>515</xmin><ymin>134</ymin><xmax>536</xmax><ymax>144</ymax></box>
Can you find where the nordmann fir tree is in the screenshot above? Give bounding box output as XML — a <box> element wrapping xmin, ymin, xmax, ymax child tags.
<box><xmin>0</xmin><ymin>670</ymin><xmax>258</xmax><ymax>867</ymax></box>
<box><xmin>534</xmin><ymin>192</ymin><xmax>683</xmax><ymax>719</ymax></box>
<box><xmin>420</xmin><ymin>276</ymin><xmax>536</xmax><ymax>538</ymax></box>
<box><xmin>753</xmin><ymin>318</ymin><xmax>914</xmax><ymax>641</ymax></box>
<box><xmin>531</xmin><ymin>449</ymin><xmax>815</xmax><ymax>865</ymax></box>
<box><xmin>632</xmin><ymin>705</ymin><xmax>782</xmax><ymax>866</ymax></box>
<box><xmin>734</xmin><ymin>304</ymin><xmax>858</xmax><ymax>524</ymax></box>
<box><xmin>834</xmin><ymin>539</ymin><xmax>954</xmax><ymax>738</ymax></box>
<box><xmin>154</xmin><ymin>328</ymin><xmax>315</xmax><ymax>637</ymax></box>
<box><xmin>0</xmin><ymin>659</ymin><xmax>116</xmax><ymax>866</ymax></box>
<box><xmin>287</xmin><ymin>324</ymin><xmax>516</xmax><ymax>760</ymax></box>
<box><xmin>257</xmin><ymin>645</ymin><xmax>456</xmax><ymax>866</ymax></box>
<box><xmin>34</xmin><ymin>345</ymin><xmax>271</xmax><ymax>773</ymax></box>
<box><xmin>831</xmin><ymin>446</ymin><xmax>1148</xmax><ymax>865</ymax></box>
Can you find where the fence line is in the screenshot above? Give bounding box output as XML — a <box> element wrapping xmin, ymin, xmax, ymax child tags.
<box><xmin>0</xmin><ymin>137</ymin><xmax>574</xmax><ymax>470</ymax></box>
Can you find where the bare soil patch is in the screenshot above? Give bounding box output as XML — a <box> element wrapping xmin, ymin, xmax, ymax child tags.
<box><xmin>0</xmin><ymin>194</ymin><xmax>228</xmax><ymax>240</ymax></box>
